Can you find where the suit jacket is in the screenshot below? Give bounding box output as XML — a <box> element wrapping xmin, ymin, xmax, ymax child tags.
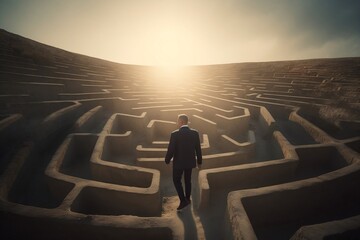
<box><xmin>165</xmin><ymin>126</ymin><xmax>202</xmax><ymax>169</ymax></box>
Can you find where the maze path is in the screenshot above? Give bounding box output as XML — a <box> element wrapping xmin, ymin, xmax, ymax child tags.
<box><xmin>1</xmin><ymin>29</ymin><xmax>360</xmax><ymax>239</ymax></box>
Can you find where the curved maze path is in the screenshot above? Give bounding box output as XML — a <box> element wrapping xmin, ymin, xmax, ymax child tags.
<box><xmin>1</xmin><ymin>29</ymin><xmax>360</xmax><ymax>240</ymax></box>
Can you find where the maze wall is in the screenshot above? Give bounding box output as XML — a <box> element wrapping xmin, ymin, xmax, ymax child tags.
<box><xmin>1</xmin><ymin>29</ymin><xmax>360</xmax><ymax>240</ymax></box>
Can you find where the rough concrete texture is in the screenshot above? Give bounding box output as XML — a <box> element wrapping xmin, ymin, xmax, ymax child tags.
<box><xmin>0</xmin><ymin>29</ymin><xmax>359</xmax><ymax>239</ymax></box>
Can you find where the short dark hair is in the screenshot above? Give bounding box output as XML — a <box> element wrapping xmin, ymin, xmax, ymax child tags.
<box><xmin>178</xmin><ymin>114</ymin><xmax>188</xmax><ymax>124</ymax></box>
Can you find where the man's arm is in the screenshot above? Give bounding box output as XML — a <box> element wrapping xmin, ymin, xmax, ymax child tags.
<box><xmin>165</xmin><ymin>133</ymin><xmax>175</xmax><ymax>164</ymax></box>
<box><xmin>195</xmin><ymin>132</ymin><xmax>202</xmax><ymax>166</ymax></box>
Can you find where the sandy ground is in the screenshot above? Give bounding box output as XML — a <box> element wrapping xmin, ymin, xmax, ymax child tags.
<box><xmin>162</xmin><ymin>196</ymin><xmax>205</xmax><ymax>240</ymax></box>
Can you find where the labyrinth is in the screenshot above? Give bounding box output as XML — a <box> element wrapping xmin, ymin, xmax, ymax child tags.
<box><xmin>1</xmin><ymin>29</ymin><xmax>360</xmax><ymax>240</ymax></box>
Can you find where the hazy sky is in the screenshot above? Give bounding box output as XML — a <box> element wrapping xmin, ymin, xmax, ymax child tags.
<box><xmin>1</xmin><ymin>0</ymin><xmax>360</xmax><ymax>66</ymax></box>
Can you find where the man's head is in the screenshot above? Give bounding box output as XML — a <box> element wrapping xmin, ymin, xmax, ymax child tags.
<box><xmin>177</xmin><ymin>114</ymin><xmax>188</xmax><ymax>128</ymax></box>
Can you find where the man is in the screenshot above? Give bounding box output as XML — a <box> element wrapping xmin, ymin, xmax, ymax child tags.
<box><xmin>165</xmin><ymin>114</ymin><xmax>202</xmax><ymax>211</ymax></box>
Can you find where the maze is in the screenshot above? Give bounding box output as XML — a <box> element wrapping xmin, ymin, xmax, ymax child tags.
<box><xmin>1</xmin><ymin>29</ymin><xmax>360</xmax><ymax>240</ymax></box>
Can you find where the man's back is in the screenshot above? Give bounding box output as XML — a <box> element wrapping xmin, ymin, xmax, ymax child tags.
<box><xmin>165</xmin><ymin>114</ymin><xmax>202</xmax><ymax>211</ymax></box>
<box><xmin>165</xmin><ymin>126</ymin><xmax>202</xmax><ymax>169</ymax></box>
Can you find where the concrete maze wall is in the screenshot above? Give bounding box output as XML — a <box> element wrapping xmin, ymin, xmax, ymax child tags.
<box><xmin>1</xmin><ymin>30</ymin><xmax>360</xmax><ymax>239</ymax></box>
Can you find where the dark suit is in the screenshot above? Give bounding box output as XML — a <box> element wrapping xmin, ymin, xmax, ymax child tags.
<box><xmin>165</xmin><ymin>126</ymin><xmax>202</xmax><ymax>201</ymax></box>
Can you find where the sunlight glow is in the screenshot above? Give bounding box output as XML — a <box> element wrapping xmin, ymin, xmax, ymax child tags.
<box><xmin>140</xmin><ymin>18</ymin><xmax>201</xmax><ymax>67</ymax></box>
<box><xmin>2</xmin><ymin>1</ymin><xmax>359</xmax><ymax>67</ymax></box>
<box><xmin>148</xmin><ymin>65</ymin><xmax>193</xmax><ymax>90</ymax></box>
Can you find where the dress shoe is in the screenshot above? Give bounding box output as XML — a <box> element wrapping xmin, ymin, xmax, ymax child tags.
<box><xmin>177</xmin><ymin>200</ymin><xmax>190</xmax><ymax>211</ymax></box>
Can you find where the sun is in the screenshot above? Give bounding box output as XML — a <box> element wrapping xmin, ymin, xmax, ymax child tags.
<box><xmin>147</xmin><ymin>65</ymin><xmax>193</xmax><ymax>90</ymax></box>
<box><xmin>142</xmin><ymin>19</ymin><xmax>200</xmax><ymax>88</ymax></box>
<box><xmin>140</xmin><ymin>12</ymin><xmax>201</xmax><ymax>67</ymax></box>
<box><xmin>152</xmin><ymin>28</ymin><xmax>184</xmax><ymax>66</ymax></box>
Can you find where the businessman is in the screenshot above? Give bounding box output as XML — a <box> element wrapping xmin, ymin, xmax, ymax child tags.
<box><xmin>165</xmin><ymin>114</ymin><xmax>202</xmax><ymax>211</ymax></box>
